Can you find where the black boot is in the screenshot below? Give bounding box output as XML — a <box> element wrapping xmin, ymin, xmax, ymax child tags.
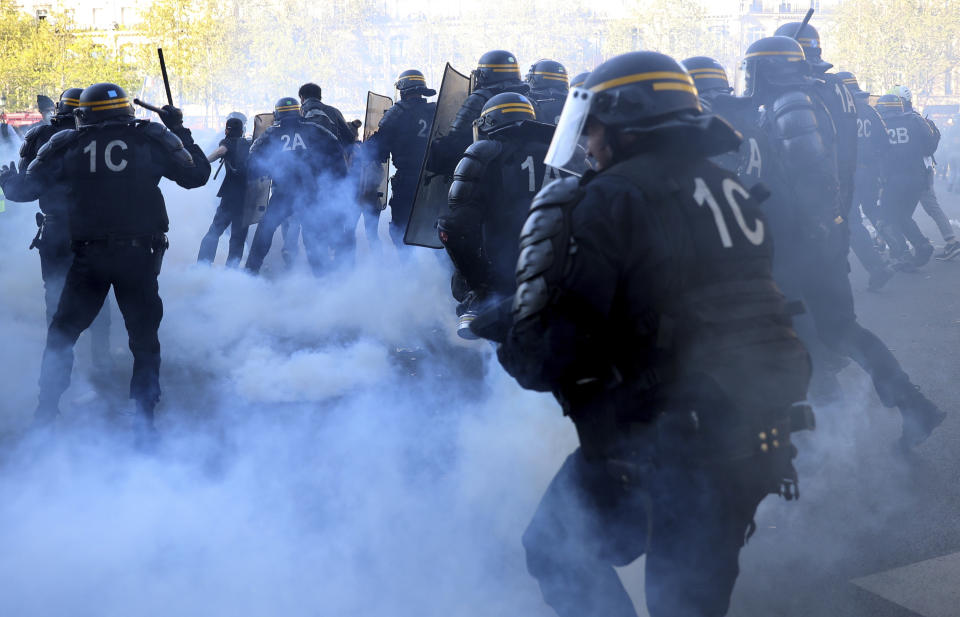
<box><xmin>132</xmin><ymin>401</ymin><xmax>160</xmax><ymax>452</ymax></box>
<box><xmin>898</xmin><ymin>388</ymin><xmax>946</xmax><ymax>449</ymax></box>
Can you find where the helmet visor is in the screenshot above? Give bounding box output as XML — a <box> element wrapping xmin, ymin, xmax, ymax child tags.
<box><xmin>544</xmin><ymin>87</ymin><xmax>593</xmax><ymax>173</ymax></box>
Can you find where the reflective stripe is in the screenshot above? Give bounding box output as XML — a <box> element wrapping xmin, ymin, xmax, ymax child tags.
<box><xmin>85</xmin><ymin>101</ymin><xmax>131</xmax><ymax>111</ymax></box>
<box><xmin>275</xmin><ymin>105</ymin><xmax>300</xmax><ymax>112</ymax></box>
<box><xmin>653</xmin><ymin>82</ymin><xmax>698</xmax><ymax>95</ymax></box>
<box><xmin>589</xmin><ymin>71</ymin><xmax>694</xmax><ymax>93</ymax></box>
<box><xmin>399</xmin><ymin>75</ymin><xmax>426</xmax><ymax>82</ymax></box>
<box><xmin>533</xmin><ymin>71</ymin><xmax>569</xmax><ymax>80</ymax></box>
<box><xmin>478</xmin><ymin>64</ymin><xmax>519</xmax><ymax>68</ymax></box>
<box><xmin>86</xmin><ymin>97</ymin><xmax>130</xmax><ymax>108</ymax></box>
<box><xmin>62</xmin><ymin>98</ymin><xmax>81</xmax><ymax>106</ymax></box>
<box><xmin>744</xmin><ymin>51</ymin><xmax>804</xmax><ymax>60</ymax></box>
<box><xmin>481</xmin><ymin>102</ymin><xmax>536</xmax><ymax>117</ymax></box>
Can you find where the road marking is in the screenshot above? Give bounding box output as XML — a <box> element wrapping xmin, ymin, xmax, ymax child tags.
<box><xmin>852</xmin><ymin>551</ymin><xmax>960</xmax><ymax>617</ymax></box>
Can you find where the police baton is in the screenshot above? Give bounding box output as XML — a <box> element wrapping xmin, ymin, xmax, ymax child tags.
<box><xmin>158</xmin><ymin>48</ymin><xmax>174</xmax><ymax>106</ymax></box>
<box><xmin>793</xmin><ymin>8</ymin><xmax>814</xmax><ymax>39</ymax></box>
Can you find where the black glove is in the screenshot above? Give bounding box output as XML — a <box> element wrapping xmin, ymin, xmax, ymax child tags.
<box><xmin>0</xmin><ymin>160</ymin><xmax>17</xmax><ymax>186</ymax></box>
<box><xmin>159</xmin><ymin>105</ymin><xmax>185</xmax><ymax>132</ymax></box>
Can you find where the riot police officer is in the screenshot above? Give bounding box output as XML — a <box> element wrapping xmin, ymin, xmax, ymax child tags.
<box><xmin>1</xmin><ymin>88</ymin><xmax>113</xmax><ymax>359</ymax></box>
<box><xmin>743</xmin><ymin>37</ymin><xmax>944</xmax><ymax>447</ymax></box>
<box><xmin>682</xmin><ymin>56</ymin><xmax>752</xmax><ymax>173</ymax></box>
<box><xmin>774</xmin><ymin>22</ymin><xmax>859</xmax><ymax>217</ymax></box>
<box><xmin>428</xmin><ymin>50</ymin><xmax>531</xmax><ymax>175</ymax></box>
<box><xmin>437</xmin><ymin>92</ymin><xmax>556</xmax><ymax>338</ymax></box>
<box><xmin>834</xmin><ymin>72</ymin><xmax>894</xmax><ymax>289</ymax></box>
<box><xmin>244</xmin><ymin>97</ymin><xmax>348</xmax><ymax>276</ymax></box>
<box><xmin>488</xmin><ymin>51</ymin><xmax>812</xmax><ymax>617</ymax></box>
<box><xmin>875</xmin><ymin>94</ymin><xmax>941</xmax><ymax>267</ymax></box>
<box><xmin>0</xmin><ymin>83</ymin><xmax>211</xmax><ymax>437</ymax></box>
<box><xmin>363</xmin><ymin>69</ymin><xmax>437</xmax><ymax>246</ymax></box>
<box><xmin>569</xmin><ymin>72</ymin><xmax>589</xmax><ymax>90</ymax></box>
<box><xmin>525</xmin><ymin>59</ymin><xmax>568</xmax><ymax>124</ymax></box>
<box><xmin>197</xmin><ymin>114</ymin><xmax>252</xmax><ymax>267</ymax></box>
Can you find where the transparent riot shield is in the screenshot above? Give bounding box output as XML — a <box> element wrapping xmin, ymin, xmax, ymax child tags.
<box><xmin>359</xmin><ymin>92</ymin><xmax>394</xmax><ymax>212</ymax></box>
<box><xmin>403</xmin><ymin>63</ymin><xmax>471</xmax><ymax>248</ymax></box>
<box><xmin>242</xmin><ymin>112</ymin><xmax>276</xmax><ymax>227</ymax></box>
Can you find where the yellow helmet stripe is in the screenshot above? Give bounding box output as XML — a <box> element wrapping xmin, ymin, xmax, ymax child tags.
<box><xmin>533</xmin><ymin>71</ymin><xmax>568</xmax><ymax>78</ymax></box>
<box><xmin>652</xmin><ymin>82</ymin><xmax>698</xmax><ymax>95</ymax></box>
<box><xmin>62</xmin><ymin>98</ymin><xmax>81</xmax><ymax>105</ymax></box>
<box><xmin>86</xmin><ymin>101</ymin><xmax>133</xmax><ymax>111</ymax></box>
<box><xmin>589</xmin><ymin>71</ymin><xmax>694</xmax><ymax>93</ymax></box>
<box><xmin>276</xmin><ymin>105</ymin><xmax>300</xmax><ymax>112</ymax></box>
<box><xmin>400</xmin><ymin>75</ymin><xmax>426</xmax><ymax>82</ymax></box>
<box><xmin>85</xmin><ymin>97</ymin><xmax>130</xmax><ymax>107</ymax></box>
<box><xmin>688</xmin><ymin>68</ymin><xmax>727</xmax><ymax>78</ymax></box>
<box><xmin>797</xmin><ymin>37</ymin><xmax>819</xmax><ymax>45</ymax></box>
<box><xmin>478</xmin><ymin>63</ymin><xmax>519</xmax><ymax>68</ymax></box>
<box><xmin>744</xmin><ymin>51</ymin><xmax>804</xmax><ymax>59</ymax></box>
<box><xmin>481</xmin><ymin>102</ymin><xmax>536</xmax><ymax>116</ymax></box>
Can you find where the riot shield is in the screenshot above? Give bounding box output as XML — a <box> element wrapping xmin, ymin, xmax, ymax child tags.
<box><xmin>359</xmin><ymin>91</ymin><xmax>393</xmax><ymax>212</ymax></box>
<box><xmin>403</xmin><ymin>63</ymin><xmax>471</xmax><ymax>248</ymax></box>
<box><xmin>241</xmin><ymin>112</ymin><xmax>276</xmax><ymax>227</ymax></box>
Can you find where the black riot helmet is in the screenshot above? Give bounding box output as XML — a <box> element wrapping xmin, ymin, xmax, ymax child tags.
<box><xmin>74</xmin><ymin>83</ymin><xmax>135</xmax><ymax>128</ymax></box>
<box><xmin>569</xmin><ymin>72</ymin><xmax>590</xmax><ymax>89</ymax></box>
<box><xmin>474</xmin><ymin>50</ymin><xmax>522</xmax><ymax>89</ymax></box>
<box><xmin>833</xmin><ymin>71</ymin><xmax>864</xmax><ymax>96</ymax></box>
<box><xmin>395</xmin><ymin>69</ymin><xmax>436</xmax><ymax>97</ymax></box>
<box><xmin>274</xmin><ymin>97</ymin><xmax>300</xmax><ymax>121</ymax></box>
<box><xmin>682</xmin><ymin>56</ymin><xmax>732</xmax><ymax>96</ymax></box>
<box><xmin>875</xmin><ymin>94</ymin><xmax>904</xmax><ymax>117</ymax></box>
<box><xmin>475</xmin><ymin>92</ymin><xmax>538</xmax><ymax>138</ymax></box>
<box><xmin>55</xmin><ymin>88</ymin><xmax>83</xmax><ymax>117</ymax></box>
<box><xmin>741</xmin><ymin>36</ymin><xmax>810</xmax><ymax>98</ymax></box>
<box><xmin>525</xmin><ymin>59</ymin><xmax>569</xmax><ymax>91</ymax></box>
<box><xmin>774</xmin><ymin>21</ymin><xmax>832</xmax><ymax>72</ymax></box>
<box><xmin>544</xmin><ymin>51</ymin><xmax>741</xmax><ymax>172</ymax></box>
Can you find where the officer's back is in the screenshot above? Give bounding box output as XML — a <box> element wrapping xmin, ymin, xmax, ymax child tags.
<box><xmin>24</xmin><ymin>86</ymin><xmax>209</xmax><ymax>241</ymax></box>
<box><xmin>250</xmin><ymin>104</ymin><xmax>346</xmax><ymax>201</ymax></box>
<box><xmin>877</xmin><ymin>96</ymin><xmax>939</xmax><ymax>187</ymax></box>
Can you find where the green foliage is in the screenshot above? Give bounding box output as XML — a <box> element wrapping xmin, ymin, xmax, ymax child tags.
<box><xmin>831</xmin><ymin>0</ymin><xmax>960</xmax><ymax>101</ymax></box>
<box><xmin>0</xmin><ymin>0</ymin><xmax>136</xmax><ymax>110</ymax></box>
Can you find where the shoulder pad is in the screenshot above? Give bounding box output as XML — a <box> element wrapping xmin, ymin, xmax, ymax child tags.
<box><xmin>462</xmin><ymin>138</ymin><xmax>503</xmax><ymax>163</ymax></box>
<box><xmin>138</xmin><ymin>121</ymin><xmax>193</xmax><ymax>165</ymax></box>
<box><xmin>530</xmin><ymin>177</ymin><xmax>580</xmax><ymax>211</ymax></box>
<box><xmin>378</xmin><ymin>103</ymin><xmax>404</xmax><ymax>129</ymax></box>
<box><xmin>463</xmin><ymin>91</ymin><xmax>491</xmax><ymax>112</ymax></box>
<box><xmin>772</xmin><ymin>90</ymin><xmax>816</xmax><ymax>116</ymax></box>
<box><xmin>35</xmin><ymin>128</ymin><xmax>79</xmax><ymax>162</ymax></box>
<box><xmin>449</xmin><ymin>140</ymin><xmax>501</xmax><ymax>206</ymax></box>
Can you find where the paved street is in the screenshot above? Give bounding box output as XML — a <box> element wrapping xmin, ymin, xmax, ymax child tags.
<box><xmin>729</xmin><ymin>180</ymin><xmax>960</xmax><ymax>617</ymax></box>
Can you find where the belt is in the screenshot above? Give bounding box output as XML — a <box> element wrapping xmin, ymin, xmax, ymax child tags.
<box><xmin>72</xmin><ymin>234</ymin><xmax>163</xmax><ymax>250</ymax></box>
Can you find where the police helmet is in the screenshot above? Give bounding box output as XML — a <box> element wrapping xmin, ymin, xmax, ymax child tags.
<box><xmin>546</xmin><ymin>51</ymin><xmax>717</xmax><ymax>171</ymax></box>
<box><xmin>774</xmin><ymin>22</ymin><xmax>832</xmax><ymax>71</ymax></box>
<box><xmin>833</xmin><ymin>71</ymin><xmax>863</xmax><ymax>95</ymax></box>
<box><xmin>475</xmin><ymin>92</ymin><xmax>538</xmax><ymax>137</ymax></box>
<box><xmin>55</xmin><ymin>88</ymin><xmax>84</xmax><ymax>117</ymax></box>
<box><xmin>569</xmin><ymin>72</ymin><xmax>590</xmax><ymax>90</ymax></box>
<box><xmin>274</xmin><ymin>97</ymin><xmax>300</xmax><ymax>120</ymax></box>
<box><xmin>395</xmin><ymin>69</ymin><xmax>436</xmax><ymax>97</ymax></box>
<box><xmin>888</xmin><ymin>84</ymin><xmax>912</xmax><ymax>104</ymax></box>
<box><xmin>682</xmin><ymin>56</ymin><xmax>732</xmax><ymax>95</ymax></box>
<box><xmin>74</xmin><ymin>83</ymin><xmax>135</xmax><ymax>127</ymax></box>
<box><xmin>741</xmin><ymin>36</ymin><xmax>809</xmax><ymax>98</ymax></box>
<box><xmin>525</xmin><ymin>59</ymin><xmax>569</xmax><ymax>91</ymax></box>
<box><xmin>875</xmin><ymin>94</ymin><xmax>904</xmax><ymax>117</ymax></box>
<box><xmin>475</xmin><ymin>50</ymin><xmax>522</xmax><ymax>89</ymax></box>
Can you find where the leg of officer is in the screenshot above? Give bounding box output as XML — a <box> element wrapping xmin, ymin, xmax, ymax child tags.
<box><xmin>37</xmin><ymin>245</ymin><xmax>112</xmax><ymax>420</ymax></box>
<box><xmin>523</xmin><ymin>450</ymin><xmax>647</xmax><ymax>617</ymax></box>
<box><xmin>110</xmin><ymin>242</ymin><xmax>164</xmax><ymax>418</ymax></box>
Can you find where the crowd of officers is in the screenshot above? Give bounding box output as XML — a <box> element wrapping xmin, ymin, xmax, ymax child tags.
<box><xmin>0</xmin><ymin>18</ymin><xmax>955</xmax><ymax>617</ymax></box>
